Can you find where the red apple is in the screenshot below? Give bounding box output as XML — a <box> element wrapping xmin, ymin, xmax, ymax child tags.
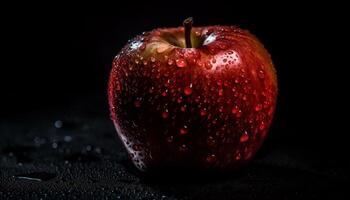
<box><xmin>108</xmin><ymin>18</ymin><xmax>277</xmax><ymax>171</ymax></box>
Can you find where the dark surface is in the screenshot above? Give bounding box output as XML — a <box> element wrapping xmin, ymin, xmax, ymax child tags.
<box><xmin>1</xmin><ymin>3</ymin><xmax>349</xmax><ymax>200</ymax></box>
<box><xmin>1</xmin><ymin>96</ymin><xmax>349</xmax><ymax>200</ymax></box>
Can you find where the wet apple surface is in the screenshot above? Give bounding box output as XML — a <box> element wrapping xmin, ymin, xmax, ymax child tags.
<box><xmin>109</xmin><ymin>21</ymin><xmax>277</xmax><ymax>171</ymax></box>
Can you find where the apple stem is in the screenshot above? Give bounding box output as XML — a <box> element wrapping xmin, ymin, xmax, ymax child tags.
<box><xmin>183</xmin><ymin>17</ymin><xmax>193</xmax><ymax>48</ymax></box>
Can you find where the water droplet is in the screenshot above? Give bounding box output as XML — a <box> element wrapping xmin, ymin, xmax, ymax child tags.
<box><xmin>176</xmin><ymin>59</ymin><xmax>187</xmax><ymax>68</ymax></box>
<box><xmin>223</xmin><ymin>58</ymin><xmax>227</xmax><ymax>63</ymax></box>
<box><xmin>206</xmin><ymin>136</ymin><xmax>216</xmax><ymax>146</ymax></box>
<box><xmin>168</xmin><ymin>58</ymin><xmax>174</xmax><ymax>65</ymax></box>
<box><xmin>179</xmin><ymin>144</ymin><xmax>188</xmax><ymax>152</ymax></box>
<box><xmin>150</xmin><ymin>56</ymin><xmax>156</xmax><ymax>62</ymax></box>
<box><xmin>258</xmin><ymin>70</ymin><xmax>265</xmax><ymax>79</ymax></box>
<box><xmin>134</xmin><ymin>100</ymin><xmax>141</xmax><ymax>108</ymax></box>
<box><xmin>235</xmin><ymin>152</ymin><xmax>241</xmax><ymax>160</ymax></box>
<box><xmin>212</xmin><ymin>59</ymin><xmax>216</xmax><ymax>64</ymax></box>
<box><xmin>235</xmin><ymin>78</ymin><xmax>240</xmax><ymax>84</ymax></box>
<box><xmin>240</xmin><ymin>131</ymin><xmax>249</xmax><ymax>142</ymax></box>
<box><xmin>177</xmin><ymin>96</ymin><xmax>183</xmax><ymax>103</ymax></box>
<box><xmin>205</xmin><ymin>62</ymin><xmax>212</xmax><ymax>69</ymax></box>
<box><xmin>149</xmin><ymin>86</ymin><xmax>154</xmax><ymax>93</ymax></box>
<box><xmin>180</xmin><ymin>105</ymin><xmax>187</xmax><ymax>112</ymax></box>
<box><xmin>162</xmin><ymin>110</ymin><xmax>169</xmax><ymax>119</ymax></box>
<box><xmin>143</xmin><ymin>60</ymin><xmax>148</xmax><ymax>65</ymax></box>
<box><xmin>134</xmin><ymin>59</ymin><xmax>139</xmax><ymax>64</ymax></box>
<box><xmin>166</xmin><ymin>136</ymin><xmax>174</xmax><ymax>143</ymax></box>
<box><xmin>184</xmin><ymin>86</ymin><xmax>193</xmax><ymax>95</ymax></box>
<box><xmin>179</xmin><ymin>126</ymin><xmax>188</xmax><ymax>135</ymax></box>
<box><xmin>259</xmin><ymin>121</ymin><xmax>266</xmax><ymax>130</ymax></box>
<box><xmin>162</xmin><ymin>90</ymin><xmax>168</xmax><ymax>96</ymax></box>
<box><xmin>231</xmin><ymin>106</ymin><xmax>242</xmax><ymax>117</ymax></box>
<box><xmin>255</xmin><ymin>104</ymin><xmax>263</xmax><ymax>111</ymax></box>
<box><xmin>200</xmin><ymin>109</ymin><xmax>207</xmax><ymax>116</ymax></box>
<box><xmin>206</xmin><ymin>154</ymin><xmax>217</xmax><ymax>163</ymax></box>
<box><xmin>218</xmin><ymin>88</ymin><xmax>223</xmax><ymax>96</ymax></box>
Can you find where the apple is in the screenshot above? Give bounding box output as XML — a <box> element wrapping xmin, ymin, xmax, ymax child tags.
<box><xmin>108</xmin><ymin>18</ymin><xmax>277</xmax><ymax>172</ymax></box>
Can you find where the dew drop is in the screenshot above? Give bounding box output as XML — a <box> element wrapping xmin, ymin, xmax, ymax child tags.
<box><xmin>179</xmin><ymin>126</ymin><xmax>188</xmax><ymax>135</ymax></box>
<box><xmin>162</xmin><ymin>110</ymin><xmax>169</xmax><ymax>119</ymax></box>
<box><xmin>200</xmin><ymin>109</ymin><xmax>207</xmax><ymax>116</ymax></box>
<box><xmin>258</xmin><ymin>70</ymin><xmax>265</xmax><ymax>79</ymax></box>
<box><xmin>255</xmin><ymin>104</ymin><xmax>263</xmax><ymax>111</ymax></box>
<box><xmin>179</xmin><ymin>144</ymin><xmax>188</xmax><ymax>152</ymax></box>
<box><xmin>168</xmin><ymin>58</ymin><xmax>174</xmax><ymax>65</ymax></box>
<box><xmin>218</xmin><ymin>88</ymin><xmax>223</xmax><ymax>96</ymax></box>
<box><xmin>166</xmin><ymin>136</ymin><xmax>174</xmax><ymax>143</ymax></box>
<box><xmin>259</xmin><ymin>121</ymin><xmax>266</xmax><ymax>130</ymax></box>
<box><xmin>235</xmin><ymin>152</ymin><xmax>241</xmax><ymax>160</ymax></box>
<box><xmin>205</xmin><ymin>62</ymin><xmax>212</xmax><ymax>70</ymax></box>
<box><xmin>184</xmin><ymin>86</ymin><xmax>193</xmax><ymax>95</ymax></box>
<box><xmin>206</xmin><ymin>136</ymin><xmax>216</xmax><ymax>146</ymax></box>
<box><xmin>206</xmin><ymin>154</ymin><xmax>217</xmax><ymax>163</ymax></box>
<box><xmin>240</xmin><ymin>131</ymin><xmax>249</xmax><ymax>142</ymax></box>
<box><xmin>176</xmin><ymin>59</ymin><xmax>187</xmax><ymax>68</ymax></box>
<box><xmin>231</xmin><ymin>106</ymin><xmax>242</xmax><ymax>117</ymax></box>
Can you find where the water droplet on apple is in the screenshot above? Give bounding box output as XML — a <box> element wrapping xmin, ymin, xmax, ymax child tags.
<box><xmin>235</xmin><ymin>152</ymin><xmax>241</xmax><ymax>160</ymax></box>
<box><xmin>231</xmin><ymin>106</ymin><xmax>242</xmax><ymax>117</ymax></box>
<box><xmin>184</xmin><ymin>86</ymin><xmax>193</xmax><ymax>95</ymax></box>
<box><xmin>176</xmin><ymin>59</ymin><xmax>187</xmax><ymax>68</ymax></box>
<box><xmin>162</xmin><ymin>110</ymin><xmax>169</xmax><ymax>119</ymax></box>
<box><xmin>212</xmin><ymin>59</ymin><xmax>216</xmax><ymax>64</ymax></box>
<box><xmin>134</xmin><ymin>59</ymin><xmax>139</xmax><ymax>64</ymax></box>
<box><xmin>255</xmin><ymin>104</ymin><xmax>263</xmax><ymax>111</ymax></box>
<box><xmin>205</xmin><ymin>62</ymin><xmax>212</xmax><ymax>70</ymax></box>
<box><xmin>179</xmin><ymin>144</ymin><xmax>188</xmax><ymax>152</ymax></box>
<box><xmin>258</xmin><ymin>70</ymin><xmax>265</xmax><ymax>79</ymax></box>
<box><xmin>166</xmin><ymin>136</ymin><xmax>174</xmax><ymax>143</ymax></box>
<box><xmin>218</xmin><ymin>89</ymin><xmax>223</xmax><ymax>96</ymax></box>
<box><xmin>168</xmin><ymin>58</ymin><xmax>174</xmax><ymax>65</ymax></box>
<box><xmin>150</xmin><ymin>56</ymin><xmax>156</xmax><ymax>62</ymax></box>
<box><xmin>240</xmin><ymin>131</ymin><xmax>249</xmax><ymax>142</ymax></box>
<box><xmin>259</xmin><ymin>121</ymin><xmax>266</xmax><ymax>130</ymax></box>
<box><xmin>206</xmin><ymin>154</ymin><xmax>217</xmax><ymax>164</ymax></box>
<box><xmin>206</xmin><ymin>136</ymin><xmax>216</xmax><ymax>146</ymax></box>
<box><xmin>180</xmin><ymin>126</ymin><xmax>188</xmax><ymax>135</ymax></box>
<box><xmin>200</xmin><ymin>109</ymin><xmax>207</xmax><ymax>116</ymax></box>
<box><xmin>180</xmin><ymin>105</ymin><xmax>187</xmax><ymax>112</ymax></box>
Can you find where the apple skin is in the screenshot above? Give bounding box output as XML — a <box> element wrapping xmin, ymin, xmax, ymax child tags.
<box><xmin>108</xmin><ymin>25</ymin><xmax>277</xmax><ymax>171</ymax></box>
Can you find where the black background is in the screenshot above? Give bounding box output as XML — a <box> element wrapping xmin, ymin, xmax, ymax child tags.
<box><xmin>1</xmin><ymin>2</ymin><xmax>349</xmax><ymax>199</ymax></box>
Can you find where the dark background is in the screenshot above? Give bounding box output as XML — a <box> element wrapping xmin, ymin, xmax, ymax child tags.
<box><xmin>1</xmin><ymin>3</ymin><xmax>349</xmax><ymax>200</ymax></box>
